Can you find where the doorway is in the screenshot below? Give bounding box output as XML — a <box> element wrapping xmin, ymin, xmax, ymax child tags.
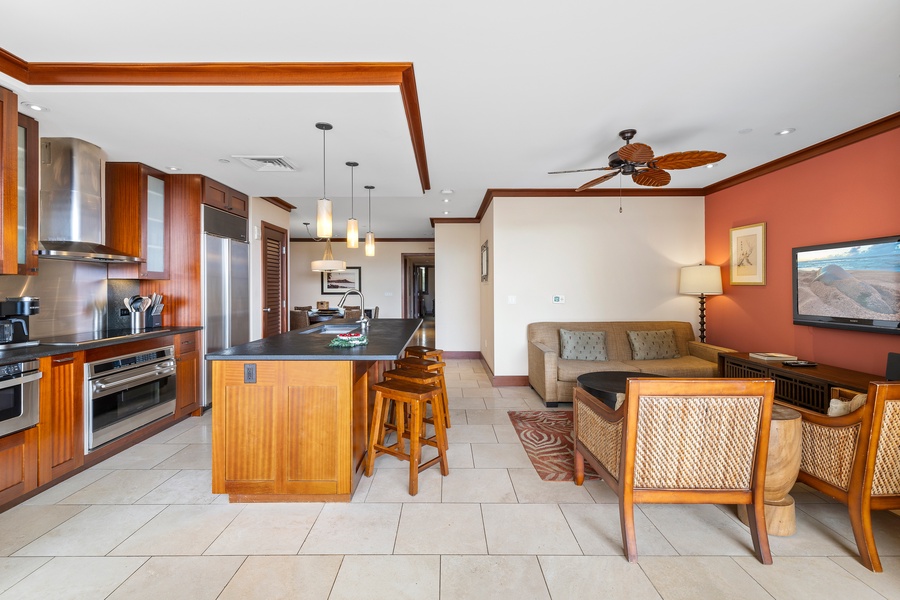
<box><xmin>401</xmin><ymin>253</ymin><xmax>435</xmax><ymax>319</ymax></box>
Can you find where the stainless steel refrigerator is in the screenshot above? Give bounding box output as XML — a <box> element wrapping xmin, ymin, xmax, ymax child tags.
<box><xmin>201</xmin><ymin>205</ymin><xmax>250</xmax><ymax>407</ymax></box>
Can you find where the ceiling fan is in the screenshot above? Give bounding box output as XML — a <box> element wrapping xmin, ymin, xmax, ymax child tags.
<box><xmin>549</xmin><ymin>129</ymin><xmax>726</xmax><ymax>191</ymax></box>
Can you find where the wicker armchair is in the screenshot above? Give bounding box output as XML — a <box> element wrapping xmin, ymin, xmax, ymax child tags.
<box><xmin>574</xmin><ymin>377</ymin><xmax>776</xmax><ymax>564</ymax></box>
<box><xmin>786</xmin><ymin>381</ymin><xmax>900</xmax><ymax>572</ymax></box>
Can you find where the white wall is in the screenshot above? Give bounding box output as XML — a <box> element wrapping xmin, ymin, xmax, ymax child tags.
<box><xmin>434</xmin><ymin>222</ymin><xmax>481</xmax><ymax>352</ymax></box>
<box><xmin>290</xmin><ymin>240</ymin><xmax>434</xmax><ymax>317</ymax></box>
<box><xmin>480</xmin><ymin>203</ymin><xmax>496</xmax><ymax>372</ymax></box>
<box><xmin>248</xmin><ymin>197</ymin><xmax>293</xmax><ymax>340</ymax></box>
<box><xmin>489</xmin><ymin>195</ymin><xmax>707</xmax><ymax>377</ymax></box>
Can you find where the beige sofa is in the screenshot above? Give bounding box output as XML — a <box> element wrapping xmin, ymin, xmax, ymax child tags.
<box><xmin>527</xmin><ymin>321</ymin><xmax>736</xmax><ymax>407</ymax></box>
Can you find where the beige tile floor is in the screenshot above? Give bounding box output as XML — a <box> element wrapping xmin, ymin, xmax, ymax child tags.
<box><xmin>1</xmin><ymin>358</ymin><xmax>899</xmax><ymax>599</ymax></box>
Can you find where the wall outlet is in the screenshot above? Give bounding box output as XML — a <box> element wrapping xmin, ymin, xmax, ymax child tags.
<box><xmin>384</xmin><ymin>292</ymin><xmax>393</xmax><ymax>297</ymax></box>
<box><xmin>507</xmin><ymin>295</ymin><xmax>517</xmax><ymax>304</ymax></box>
<box><xmin>244</xmin><ymin>363</ymin><xmax>257</xmax><ymax>384</ymax></box>
<box><xmin>552</xmin><ymin>295</ymin><xmax>565</xmax><ymax>304</ymax></box>
<box><xmin>119</xmin><ymin>308</ymin><xmax>129</xmax><ymax>316</ymax></box>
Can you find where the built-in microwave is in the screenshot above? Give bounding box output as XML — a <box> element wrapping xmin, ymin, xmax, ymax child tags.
<box><xmin>0</xmin><ymin>360</ymin><xmax>42</xmax><ymax>438</ymax></box>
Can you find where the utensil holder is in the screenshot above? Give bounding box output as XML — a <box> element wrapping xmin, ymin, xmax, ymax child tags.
<box><xmin>130</xmin><ymin>312</ymin><xmax>144</xmax><ymax>331</ymax></box>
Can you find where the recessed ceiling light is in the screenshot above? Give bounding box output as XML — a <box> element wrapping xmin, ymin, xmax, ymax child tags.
<box><xmin>218</xmin><ymin>158</ymin><xmax>231</xmax><ymax>164</ymax></box>
<box><xmin>443</xmin><ymin>198</ymin><xmax>450</xmax><ymax>203</ymax></box>
<box><xmin>776</xmin><ymin>128</ymin><xmax>796</xmax><ymax>136</ymax></box>
<box><xmin>20</xmin><ymin>101</ymin><xmax>49</xmax><ymax>112</ymax></box>
<box><xmin>166</xmin><ymin>166</ymin><xmax>181</xmax><ymax>171</ymax></box>
<box><xmin>443</xmin><ymin>211</ymin><xmax>450</xmax><ymax>215</ymax></box>
<box><xmin>440</xmin><ymin>189</ymin><xmax>454</xmax><ymax>195</ymax></box>
<box><xmin>738</xmin><ymin>128</ymin><xmax>753</xmax><ymax>134</ymax></box>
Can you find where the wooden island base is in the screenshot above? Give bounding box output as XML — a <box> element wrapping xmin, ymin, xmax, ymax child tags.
<box><xmin>211</xmin><ymin>359</ymin><xmax>384</xmax><ymax>502</ymax></box>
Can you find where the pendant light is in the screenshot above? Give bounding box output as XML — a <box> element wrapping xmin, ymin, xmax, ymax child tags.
<box><xmin>346</xmin><ymin>161</ymin><xmax>359</xmax><ymax>248</ymax></box>
<box><xmin>364</xmin><ymin>185</ymin><xmax>376</xmax><ymax>257</ymax></box>
<box><xmin>315</xmin><ymin>122</ymin><xmax>333</xmax><ymax>238</ymax></box>
<box><xmin>310</xmin><ymin>237</ymin><xmax>346</xmax><ymax>272</ymax></box>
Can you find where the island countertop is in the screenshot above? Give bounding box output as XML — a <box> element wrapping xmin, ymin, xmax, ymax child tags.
<box><xmin>206</xmin><ymin>318</ymin><xmax>423</xmax><ymax>361</ymax></box>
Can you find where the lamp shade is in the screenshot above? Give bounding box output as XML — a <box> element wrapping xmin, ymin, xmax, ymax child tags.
<box><xmin>311</xmin><ymin>238</ymin><xmax>346</xmax><ymax>272</ymax></box>
<box><xmin>680</xmin><ymin>264</ymin><xmax>723</xmax><ymax>295</ymax></box>
<box><xmin>365</xmin><ymin>231</ymin><xmax>376</xmax><ymax>257</ymax></box>
<box><xmin>346</xmin><ymin>218</ymin><xmax>359</xmax><ymax>248</ymax></box>
<box><xmin>316</xmin><ymin>198</ymin><xmax>333</xmax><ymax>239</ymax></box>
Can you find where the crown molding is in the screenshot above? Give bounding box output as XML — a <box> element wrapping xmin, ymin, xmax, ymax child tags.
<box><xmin>290</xmin><ymin>237</ymin><xmax>434</xmax><ymax>243</ymax></box>
<box><xmin>258</xmin><ymin>197</ymin><xmax>296</xmax><ymax>212</ymax></box>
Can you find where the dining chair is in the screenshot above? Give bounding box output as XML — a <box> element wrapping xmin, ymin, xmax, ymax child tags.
<box><xmin>574</xmin><ymin>377</ymin><xmax>776</xmax><ymax>564</ymax></box>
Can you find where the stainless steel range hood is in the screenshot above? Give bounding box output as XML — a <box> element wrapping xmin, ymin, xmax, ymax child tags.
<box><xmin>36</xmin><ymin>138</ymin><xmax>143</xmax><ymax>263</ymax></box>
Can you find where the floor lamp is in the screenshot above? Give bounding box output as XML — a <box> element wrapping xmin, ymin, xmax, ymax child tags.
<box><xmin>680</xmin><ymin>264</ymin><xmax>723</xmax><ymax>343</ymax></box>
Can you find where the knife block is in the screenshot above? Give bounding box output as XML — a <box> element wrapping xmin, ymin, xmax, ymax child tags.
<box><xmin>145</xmin><ymin>313</ymin><xmax>163</xmax><ymax>329</ymax></box>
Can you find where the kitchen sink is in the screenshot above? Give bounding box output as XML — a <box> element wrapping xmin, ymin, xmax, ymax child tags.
<box><xmin>296</xmin><ymin>324</ymin><xmax>360</xmax><ymax>335</ymax></box>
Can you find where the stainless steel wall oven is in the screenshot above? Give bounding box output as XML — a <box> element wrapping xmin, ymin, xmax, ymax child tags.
<box><xmin>85</xmin><ymin>345</ymin><xmax>176</xmax><ymax>451</ymax></box>
<box><xmin>0</xmin><ymin>360</ymin><xmax>42</xmax><ymax>437</ymax></box>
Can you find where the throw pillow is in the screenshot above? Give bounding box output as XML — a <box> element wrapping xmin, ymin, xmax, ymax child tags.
<box><xmin>559</xmin><ymin>329</ymin><xmax>608</xmax><ymax>361</ymax></box>
<box><xmin>826</xmin><ymin>392</ymin><xmax>868</xmax><ymax>417</ymax></box>
<box><xmin>627</xmin><ymin>329</ymin><xmax>681</xmax><ymax>360</ymax></box>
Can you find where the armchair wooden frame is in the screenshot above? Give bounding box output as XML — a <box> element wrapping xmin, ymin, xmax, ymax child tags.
<box><xmin>783</xmin><ymin>380</ymin><xmax>900</xmax><ymax>572</ymax></box>
<box><xmin>574</xmin><ymin>378</ymin><xmax>776</xmax><ymax>564</ymax></box>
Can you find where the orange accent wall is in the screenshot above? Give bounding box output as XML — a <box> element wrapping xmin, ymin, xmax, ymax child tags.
<box><xmin>704</xmin><ymin>126</ymin><xmax>900</xmax><ymax>376</ymax></box>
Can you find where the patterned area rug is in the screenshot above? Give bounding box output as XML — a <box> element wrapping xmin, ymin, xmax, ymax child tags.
<box><xmin>507</xmin><ymin>411</ymin><xmax>599</xmax><ymax>482</ymax></box>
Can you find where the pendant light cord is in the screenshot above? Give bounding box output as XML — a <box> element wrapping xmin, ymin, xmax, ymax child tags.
<box><xmin>350</xmin><ymin>166</ymin><xmax>355</xmax><ymax>218</ymax></box>
<box><xmin>367</xmin><ymin>188</ymin><xmax>372</xmax><ymax>231</ymax></box>
<box><xmin>322</xmin><ymin>128</ymin><xmax>327</xmax><ymax>199</ymax></box>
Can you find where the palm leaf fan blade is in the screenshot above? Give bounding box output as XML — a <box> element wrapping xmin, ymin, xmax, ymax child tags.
<box><xmin>576</xmin><ymin>171</ymin><xmax>620</xmax><ymax>191</ymax></box>
<box><xmin>652</xmin><ymin>150</ymin><xmax>726</xmax><ymax>170</ymax></box>
<box><xmin>617</xmin><ymin>142</ymin><xmax>655</xmax><ymax>163</ymax></box>
<box><xmin>632</xmin><ymin>168</ymin><xmax>671</xmax><ymax>187</ymax></box>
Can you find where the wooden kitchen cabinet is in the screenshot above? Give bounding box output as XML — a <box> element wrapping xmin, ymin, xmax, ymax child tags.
<box><xmin>175</xmin><ymin>331</ymin><xmax>200</xmax><ymax>415</ymax></box>
<box><xmin>203</xmin><ymin>178</ymin><xmax>249</xmax><ymax>218</ymax></box>
<box><xmin>16</xmin><ymin>113</ymin><xmax>39</xmax><ymax>275</ymax></box>
<box><xmin>0</xmin><ymin>428</ymin><xmax>39</xmax><ymax>506</ymax></box>
<box><xmin>0</xmin><ymin>86</ymin><xmax>18</xmax><ymax>275</ymax></box>
<box><xmin>37</xmin><ymin>353</ymin><xmax>85</xmax><ymax>485</ymax></box>
<box><xmin>106</xmin><ymin>162</ymin><xmax>170</xmax><ymax>280</ymax></box>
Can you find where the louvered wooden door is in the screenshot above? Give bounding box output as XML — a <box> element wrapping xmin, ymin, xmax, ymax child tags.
<box><xmin>261</xmin><ymin>221</ymin><xmax>288</xmax><ymax>337</ymax></box>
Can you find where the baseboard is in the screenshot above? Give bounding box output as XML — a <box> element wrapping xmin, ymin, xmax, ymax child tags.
<box><xmin>444</xmin><ymin>351</ymin><xmax>482</xmax><ymax>359</ymax></box>
<box><xmin>478</xmin><ymin>354</ymin><xmax>529</xmax><ymax>388</ymax></box>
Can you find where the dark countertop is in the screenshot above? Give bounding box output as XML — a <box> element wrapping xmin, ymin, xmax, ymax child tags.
<box><xmin>207</xmin><ymin>318</ymin><xmax>423</xmax><ymax>361</ymax></box>
<box><xmin>0</xmin><ymin>326</ymin><xmax>202</xmax><ymax>364</ymax></box>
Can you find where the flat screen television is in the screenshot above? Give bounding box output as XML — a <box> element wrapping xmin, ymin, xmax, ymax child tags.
<box><xmin>792</xmin><ymin>235</ymin><xmax>900</xmax><ymax>335</ymax></box>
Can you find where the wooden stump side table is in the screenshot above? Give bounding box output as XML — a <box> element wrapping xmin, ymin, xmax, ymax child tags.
<box><xmin>737</xmin><ymin>403</ymin><xmax>802</xmax><ymax>536</ymax></box>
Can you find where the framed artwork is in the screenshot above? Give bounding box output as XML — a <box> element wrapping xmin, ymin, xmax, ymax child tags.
<box><xmin>481</xmin><ymin>241</ymin><xmax>489</xmax><ymax>282</ymax></box>
<box><xmin>730</xmin><ymin>223</ymin><xmax>766</xmax><ymax>285</ymax></box>
<box><xmin>322</xmin><ymin>266</ymin><xmax>361</xmax><ymax>294</ymax></box>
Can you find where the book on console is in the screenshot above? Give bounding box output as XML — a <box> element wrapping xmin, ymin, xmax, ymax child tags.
<box><xmin>749</xmin><ymin>352</ymin><xmax>798</xmax><ymax>361</ymax></box>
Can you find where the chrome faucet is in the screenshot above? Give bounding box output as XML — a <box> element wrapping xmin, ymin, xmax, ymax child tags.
<box><xmin>337</xmin><ymin>289</ymin><xmax>370</xmax><ymax>331</ymax></box>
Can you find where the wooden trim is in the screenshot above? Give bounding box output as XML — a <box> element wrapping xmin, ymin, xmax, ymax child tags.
<box><xmin>0</xmin><ymin>48</ymin><xmax>28</xmax><ymax>82</ymax></box>
<box><xmin>398</xmin><ymin>65</ymin><xmax>430</xmax><ymax>193</ymax></box>
<box><xmin>15</xmin><ymin>61</ymin><xmax>411</xmax><ymax>86</ymax></box>
<box><xmin>290</xmin><ymin>237</ymin><xmax>434</xmax><ymax>243</ymax></box>
<box><xmin>493</xmin><ymin>375</ymin><xmax>530</xmax><ymax>387</ymax></box>
<box><xmin>0</xmin><ymin>55</ymin><xmax>430</xmax><ymax>194</ymax></box>
<box><xmin>704</xmin><ymin>111</ymin><xmax>900</xmax><ymax>194</ymax></box>
<box><xmin>430</xmin><ymin>217</ymin><xmax>479</xmax><ymax>227</ymax></box>
<box><xmin>259</xmin><ymin>197</ymin><xmax>296</xmax><ymax>212</ymax></box>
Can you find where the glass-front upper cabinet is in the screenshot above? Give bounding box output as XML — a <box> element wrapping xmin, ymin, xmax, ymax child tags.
<box><xmin>17</xmin><ymin>113</ymin><xmax>39</xmax><ymax>275</ymax></box>
<box><xmin>145</xmin><ymin>174</ymin><xmax>166</xmax><ymax>274</ymax></box>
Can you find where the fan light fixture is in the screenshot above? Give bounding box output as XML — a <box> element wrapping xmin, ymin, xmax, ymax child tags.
<box><xmin>315</xmin><ymin>122</ymin><xmax>334</xmax><ymax>238</ymax></box>
<box><xmin>365</xmin><ymin>185</ymin><xmax>376</xmax><ymax>257</ymax></box>
<box><xmin>346</xmin><ymin>161</ymin><xmax>359</xmax><ymax>248</ymax></box>
<box><xmin>311</xmin><ymin>237</ymin><xmax>346</xmax><ymax>273</ymax></box>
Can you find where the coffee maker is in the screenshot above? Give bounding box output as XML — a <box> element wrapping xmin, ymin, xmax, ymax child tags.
<box><xmin>0</xmin><ymin>297</ymin><xmax>40</xmax><ymax>349</ymax></box>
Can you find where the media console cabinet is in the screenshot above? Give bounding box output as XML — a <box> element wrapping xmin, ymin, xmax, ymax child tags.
<box><xmin>719</xmin><ymin>352</ymin><xmax>880</xmax><ymax>414</ymax></box>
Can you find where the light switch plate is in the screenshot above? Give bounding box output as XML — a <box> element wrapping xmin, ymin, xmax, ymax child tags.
<box><xmin>508</xmin><ymin>295</ymin><xmax>517</xmax><ymax>304</ymax></box>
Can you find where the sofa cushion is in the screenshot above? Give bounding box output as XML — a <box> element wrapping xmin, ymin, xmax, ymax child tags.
<box><xmin>559</xmin><ymin>329</ymin><xmax>608</xmax><ymax>361</ymax></box>
<box><xmin>622</xmin><ymin>356</ymin><xmax>719</xmax><ymax>378</ymax></box>
<box><xmin>826</xmin><ymin>392</ymin><xmax>867</xmax><ymax>417</ymax></box>
<box><xmin>627</xmin><ymin>329</ymin><xmax>680</xmax><ymax>360</ymax></box>
<box><xmin>557</xmin><ymin>359</ymin><xmax>635</xmax><ymax>382</ymax></box>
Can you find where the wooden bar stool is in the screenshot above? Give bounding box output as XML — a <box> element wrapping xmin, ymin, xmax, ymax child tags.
<box><xmin>404</xmin><ymin>345</ymin><xmax>444</xmax><ymax>362</ymax></box>
<box><xmin>383</xmin><ymin>367</ymin><xmax>450</xmax><ymax>437</ymax></box>
<box><xmin>365</xmin><ymin>379</ymin><xmax>449</xmax><ymax>495</ymax></box>
<box><xmin>394</xmin><ymin>357</ymin><xmax>451</xmax><ymax>429</ymax></box>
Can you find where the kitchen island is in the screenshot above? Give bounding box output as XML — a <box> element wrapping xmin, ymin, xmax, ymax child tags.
<box><xmin>208</xmin><ymin>318</ymin><xmax>422</xmax><ymax>502</ymax></box>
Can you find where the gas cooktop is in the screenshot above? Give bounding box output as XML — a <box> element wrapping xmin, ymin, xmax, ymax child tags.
<box><xmin>40</xmin><ymin>328</ymin><xmax>170</xmax><ymax>347</ymax></box>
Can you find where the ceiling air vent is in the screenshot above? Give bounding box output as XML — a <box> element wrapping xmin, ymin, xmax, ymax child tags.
<box><xmin>232</xmin><ymin>155</ymin><xmax>298</xmax><ymax>172</ymax></box>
